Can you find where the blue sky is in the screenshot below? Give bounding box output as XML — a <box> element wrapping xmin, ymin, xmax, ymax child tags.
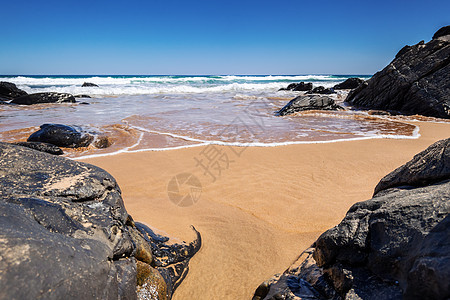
<box><xmin>1</xmin><ymin>0</ymin><xmax>448</xmax><ymax>75</ymax></box>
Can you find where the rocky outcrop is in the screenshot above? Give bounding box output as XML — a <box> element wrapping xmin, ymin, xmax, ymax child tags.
<box><xmin>13</xmin><ymin>141</ymin><xmax>64</xmax><ymax>155</ymax></box>
<box><xmin>279</xmin><ymin>82</ymin><xmax>313</xmax><ymax>92</ymax></box>
<box><xmin>306</xmin><ymin>86</ymin><xmax>336</xmax><ymax>95</ymax></box>
<box><xmin>0</xmin><ymin>142</ymin><xmax>200</xmax><ymax>299</ymax></box>
<box><xmin>74</xmin><ymin>94</ymin><xmax>92</xmax><ymax>98</ymax></box>
<box><xmin>253</xmin><ymin>138</ymin><xmax>450</xmax><ymax>300</ymax></box>
<box><xmin>277</xmin><ymin>95</ymin><xmax>343</xmax><ymax>116</ymax></box>
<box><xmin>28</xmin><ymin>124</ymin><xmax>94</xmax><ymax>148</ymax></box>
<box><xmin>82</xmin><ymin>82</ymin><xmax>99</xmax><ymax>87</ymax></box>
<box><xmin>333</xmin><ymin>78</ymin><xmax>365</xmax><ymax>90</ymax></box>
<box><xmin>11</xmin><ymin>92</ymin><xmax>76</xmax><ymax>105</ymax></box>
<box><xmin>346</xmin><ymin>26</ymin><xmax>450</xmax><ymax>118</ymax></box>
<box><xmin>433</xmin><ymin>25</ymin><xmax>450</xmax><ymax>41</ymax></box>
<box><xmin>0</xmin><ymin>81</ymin><xmax>27</xmax><ymax>101</ymax></box>
<box><xmin>374</xmin><ymin>137</ymin><xmax>450</xmax><ymax>195</ymax></box>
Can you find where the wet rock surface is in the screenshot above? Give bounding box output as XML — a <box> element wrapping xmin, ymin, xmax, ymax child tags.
<box><xmin>253</xmin><ymin>138</ymin><xmax>450</xmax><ymax>300</ymax></box>
<box><xmin>82</xmin><ymin>82</ymin><xmax>99</xmax><ymax>87</ymax></box>
<box><xmin>279</xmin><ymin>82</ymin><xmax>313</xmax><ymax>92</ymax></box>
<box><xmin>306</xmin><ymin>86</ymin><xmax>336</xmax><ymax>95</ymax></box>
<box><xmin>0</xmin><ymin>142</ymin><xmax>200</xmax><ymax>299</ymax></box>
<box><xmin>346</xmin><ymin>26</ymin><xmax>450</xmax><ymax>118</ymax></box>
<box><xmin>11</xmin><ymin>92</ymin><xmax>76</xmax><ymax>105</ymax></box>
<box><xmin>28</xmin><ymin>124</ymin><xmax>94</xmax><ymax>148</ymax></box>
<box><xmin>277</xmin><ymin>95</ymin><xmax>343</xmax><ymax>116</ymax></box>
<box><xmin>12</xmin><ymin>141</ymin><xmax>64</xmax><ymax>155</ymax></box>
<box><xmin>0</xmin><ymin>81</ymin><xmax>28</xmax><ymax>101</ymax></box>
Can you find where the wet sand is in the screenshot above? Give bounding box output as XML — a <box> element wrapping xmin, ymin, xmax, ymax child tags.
<box><xmin>81</xmin><ymin>121</ymin><xmax>450</xmax><ymax>300</ymax></box>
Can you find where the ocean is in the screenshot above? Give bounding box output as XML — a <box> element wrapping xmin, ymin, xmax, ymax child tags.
<box><xmin>0</xmin><ymin>75</ymin><xmax>421</xmax><ymax>158</ymax></box>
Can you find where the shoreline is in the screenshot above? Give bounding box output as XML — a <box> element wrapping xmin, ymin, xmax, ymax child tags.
<box><xmin>81</xmin><ymin>121</ymin><xmax>450</xmax><ymax>299</ymax></box>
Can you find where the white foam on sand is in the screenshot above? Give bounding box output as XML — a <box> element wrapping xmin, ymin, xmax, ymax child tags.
<box><xmin>73</xmin><ymin>124</ymin><xmax>420</xmax><ymax>160</ymax></box>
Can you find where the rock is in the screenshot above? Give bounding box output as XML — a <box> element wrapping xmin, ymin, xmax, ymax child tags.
<box><xmin>74</xmin><ymin>94</ymin><xmax>92</xmax><ymax>98</ymax></box>
<box><xmin>82</xmin><ymin>82</ymin><xmax>99</xmax><ymax>87</ymax></box>
<box><xmin>0</xmin><ymin>142</ymin><xmax>201</xmax><ymax>299</ymax></box>
<box><xmin>373</xmin><ymin>137</ymin><xmax>450</xmax><ymax>195</ymax></box>
<box><xmin>94</xmin><ymin>136</ymin><xmax>113</xmax><ymax>149</ymax></box>
<box><xmin>12</xmin><ymin>141</ymin><xmax>64</xmax><ymax>155</ymax></box>
<box><xmin>0</xmin><ymin>81</ymin><xmax>28</xmax><ymax>100</ymax></box>
<box><xmin>135</xmin><ymin>222</ymin><xmax>202</xmax><ymax>294</ymax></box>
<box><xmin>333</xmin><ymin>78</ymin><xmax>365</xmax><ymax>90</ymax></box>
<box><xmin>346</xmin><ymin>26</ymin><xmax>450</xmax><ymax>118</ymax></box>
<box><xmin>28</xmin><ymin>124</ymin><xmax>94</xmax><ymax>148</ymax></box>
<box><xmin>306</xmin><ymin>86</ymin><xmax>336</xmax><ymax>94</ymax></box>
<box><xmin>11</xmin><ymin>92</ymin><xmax>76</xmax><ymax>105</ymax></box>
<box><xmin>136</xmin><ymin>261</ymin><xmax>168</xmax><ymax>300</ymax></box>
<box><xmin>433</xmin><ymin>25</ymin><xmax>450</xmax><ymax>41</ymax></box>
<box><xmin>293</xmin><ymin>82</ymin><xmax>313</xmax><ymax>92</ymax></box>
<box><xmin>277</xmin><ymin>95</ymin><xmax>344</xmax><ymax>116</ymax></box>
<box><xmin>254</xmin><ymin>138</ymin><xmax>450</xmax><ymax>299</ymax></box>
<box><xmin>279</xmin><ymin>82</ymin><xmax>313</xmax><ymax>92</ymax></box>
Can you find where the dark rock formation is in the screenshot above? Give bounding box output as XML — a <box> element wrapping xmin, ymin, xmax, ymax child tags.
<box><xmin>13</xmin><ymin>141</ymin><xmax>64</xmax><ymax>155</ymax></box>
<box><xmin>277</xmin><ymin>95</ymin><xmax>343</xmax><ymax>116</ymax></box>
<box><xmin>374</xmin><ymin>137</ymin><xmax>450</xmax><ymax>195</ymax></box>
<box><xmin>306</xmin><ymin>86</ymin><xmax>336</xmax><ymax>94</ymax></box>
<box><xmin>346</xmin><ymin>26</ymin><xmax>450</xmax><ymax>118</ymax></box>
<box><xmin>28</xmin><ymin>124</ymin><xmax>94</xmax><ymax>148</ymax></box>
<box><xmin>0</xmin><ymin>142</ymin><xmax>200</xmax><ymax>299</ymax></box>
<box><xmin>0</xmin><ymin>81</ymin><xmax>28</xmax><ymax>100</ymax></box>
<box><xmin>74</xmin><ymin>94</ymin><xmax>92</xmax><ymax>98</ymax></box>
<box><xmin>333</xmin><ymin>78</ymin><xmax>365</xmax><ymax>90</ymax></box>
<box><xmin>279</xmin><ymin>82</ymin><xmax>313</xmax><ymax>92</ymax></box>
<box><xmin>94</xmin><ymin>136</ymin><xmax>113</xmax><ymax>149</ymax></box>
<box><xmin>433</xmin><ymin>25</ymin><xmax>450</xmax><ymax>41</ymax></box>
<box><xmin>11</xmin><ymin>92</ymin><xmax>76</xmax><ymax>105</ymax></box>
<box><xmin>82</xmin><ymin>82</ymin><xmax>99</xmax><ymax>87</ymax></box>
<box><xmin>253</xmin><ymin>138</ymin><xmax>450</xmax><ymax>300</ymax></box>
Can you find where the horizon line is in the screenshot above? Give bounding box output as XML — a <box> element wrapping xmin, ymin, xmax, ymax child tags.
<box><xmin>0</xmin><ymin>74</ymin><xmax>373</xmax><ymax>77</ymax></box>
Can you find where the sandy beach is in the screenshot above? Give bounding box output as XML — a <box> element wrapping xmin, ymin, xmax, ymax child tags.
<box><xmin>81</xmin><ymin>121</ymin><xmax>450</xmax><ymax>300</ymax></box>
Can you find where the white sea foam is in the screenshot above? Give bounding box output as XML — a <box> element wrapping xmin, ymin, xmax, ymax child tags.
<box><xmin>73</xmin><ymin>125</ymin><xmax>420</xmax><ymax>160</ymax></box>
<box><xmin>76</xmin><ymin>122</ymin><xmax>420</xmax><ymax>158</ymax></box>
<box><xmin>0</xmin><ymin>75</ymin><xmax>364</xmax><ymax>96</ymax></box>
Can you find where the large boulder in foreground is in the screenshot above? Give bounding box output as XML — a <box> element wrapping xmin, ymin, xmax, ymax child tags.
<box><xmin>346</xmin><ymin>26</ymin><xmax>450</xmax><ymax>118</ymax></box>
<box><xmin>0</xmin><ymin>142</ymin><xmax>201</xmax><ymax>299</ymax></box>
<box><xmin>253</xmin><ymin>138</ymin><xmax>450</xmax><ymax>300</ymax></box>
<box><xmin>277</xmin><ymin>95</ymin><xmax>343</xmax><ymax>116</ymax></box>
<box><xmin>11</xmin><ymin>92</ymin><xmax>76</xmax><ymax>105</ymax></box>
<box><xmin>0</xmin><ymin>81</ymin><xmax>28</xmax><ymax>100</ymax></box>
<box><xmin>28</xmin><ymin>124</ymin><xmax>94</xmax><ymax>148</ymax></box>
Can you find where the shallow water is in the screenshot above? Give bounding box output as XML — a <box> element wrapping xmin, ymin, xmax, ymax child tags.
<box><xmin>0</xmin><ymin>75</ymin><xmax>431</xmax><ymax>158</ymax></box>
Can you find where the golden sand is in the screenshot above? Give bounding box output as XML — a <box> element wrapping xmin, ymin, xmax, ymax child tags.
<box><xmin>81</xmin><ymin>121</ymin><xmax>450</xmax><ymax>300</ymax></box>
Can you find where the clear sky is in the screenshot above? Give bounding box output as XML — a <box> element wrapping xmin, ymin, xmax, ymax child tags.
<box><xmin>1</xmin><ymin>0</ymin><xmax>448</xmax><ymax>75</ymax></box>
